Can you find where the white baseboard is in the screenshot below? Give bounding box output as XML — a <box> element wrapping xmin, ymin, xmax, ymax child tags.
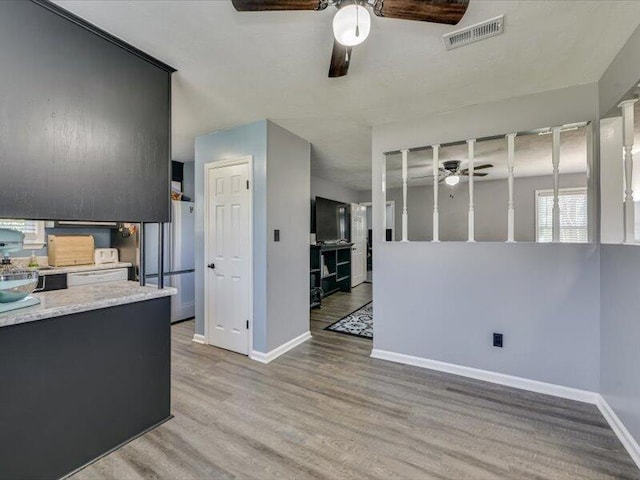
<box><xmin>596</xmin><ymin>395</ymin><xmax>640</xmax><ymax>469</ymax></box>
<box><xmin>371</xmin><ymin>349</ymin><xmax>640</xmax><ymax>470</ymax></box>
<box><xmin>192</xmin><ymin>334</ymin><xmax>206</xmax><ymax>345</ymax></box>
<box><xmin>370</xmin><ymin>349</ymin><xmax>599</xmax><ymax>404</ymax></box>
<box><xmin>250</xmin><ymin>331</ymin><xmax>312</xmax><ymax>364</ymax></box>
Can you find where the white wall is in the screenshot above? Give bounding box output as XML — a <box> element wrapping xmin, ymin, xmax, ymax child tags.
<box><xmin>371</xmin><ymin>84</ymin><xmax>601</xmax><ymax>391</ymax></box>
<box><xmin>599</xmin><ymin>25</ymin><xmax>640</xmax><ymax>116</ymax></box>
<box><xmin>311</xmin><ymin>176</ymin><xmax>360</xmax><ymax>205</ymax></box>
<box><xmin>361</xmin><ymin>173</ymin><xmax>586</xmax><ymax>242</ymax></box>
<box><xmin>266</xmin><ymin>121</ymin><xmax>310</xmax><ymax>351</ymax></box>
<box><xmin>598</xmin><ymin>25</ymin><xmax>640</xmax><ymax>451</ymax></box>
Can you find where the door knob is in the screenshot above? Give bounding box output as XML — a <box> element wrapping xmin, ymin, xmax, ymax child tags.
<box><xmin>207</xmin><ymin>263</ymin><xmax>215</xmax><ymax>269</ymax></box>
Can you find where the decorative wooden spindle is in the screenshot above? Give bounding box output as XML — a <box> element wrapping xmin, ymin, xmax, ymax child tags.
<box><xmin>619</xmin><ymin>99</ymin><xmax>638</xmax><ymax>244</ymax></box>
<box><xmin>467</xmin><ymin>139</ymin><xmax>476</xmax><ymax>242</ymax></box>
<box><xmin>401</xmin><ymin>148</ymin><xmax>409</xmax><ymax>242</ymax></box>
<box><xmin>432</xmin><ymin>145</ymin><xmax>440</xmax><ymax>242</ymax></box>
<box><xmin>551</xmin><ymin>127</ymin><xmax>561</xmax><ymax>243</ymax></box>
<box><xmin>506</xmin><ymin>133</ymin><xmax>517</xmax><ymax>242</ymax></box>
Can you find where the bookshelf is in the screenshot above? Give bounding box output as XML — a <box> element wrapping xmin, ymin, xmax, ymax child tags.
<box><xmin>310</xmin><ymin>244</ymin><xmax>352</xmax><ymax>308</ymax></box>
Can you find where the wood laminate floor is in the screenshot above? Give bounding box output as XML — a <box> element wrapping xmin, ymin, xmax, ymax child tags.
<box><xmin>73</xmin><ymin>284</ymin><xmax>639</xmax><ymax>480</ymax></box>
<box><xmin>311</xmin><ymin>282</ymin><xmax>373</xmax><ymax>329</ymax></box>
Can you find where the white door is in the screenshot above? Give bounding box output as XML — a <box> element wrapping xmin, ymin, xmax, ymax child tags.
<box><xmin>206</xmin><ymin>161</ymin><xmax>251</xmax><ymax>355</ymax></box>
<box><xmin>351</xmin><ymin>203</ymin><xmax>366</xmax><ymax>287</ymax></box>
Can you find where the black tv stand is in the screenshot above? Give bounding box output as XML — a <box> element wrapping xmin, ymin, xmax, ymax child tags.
<box><xmin>310</xmin><ymin>244</ymin><xmax>352</xmax><ymax>308</ymax></box>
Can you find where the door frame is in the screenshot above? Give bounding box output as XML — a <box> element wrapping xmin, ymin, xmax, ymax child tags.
<box><xmin>361</xmin><ymin>200</ymin><xmax>395</xmax><ymax>241</ymax></box>
<box><xmin>203</xmin><ymin>156</ymin><xmax>253</xmax><ymax>355</ymax></box>
<box><xmin>351</xmin><ymin>203</ymin><xmax>366</xmax><ymax>288</ymax></box>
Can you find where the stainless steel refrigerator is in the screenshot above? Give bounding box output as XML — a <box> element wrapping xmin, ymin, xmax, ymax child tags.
<box><xmin>111</xmin><ymin>200</ymin><xmax>195</xmax><ymax>323</ymax></box>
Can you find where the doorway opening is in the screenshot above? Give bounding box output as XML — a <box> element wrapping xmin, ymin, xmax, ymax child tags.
<box><xmin>309</xmin><ymin>194</ymin><xmax>393</xmax><ymax>341</ymax></box>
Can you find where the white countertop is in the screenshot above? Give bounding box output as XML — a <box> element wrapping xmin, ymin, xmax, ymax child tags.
<box><xmin>0</xmin><ymin>281</ymin><xmax>176</xmax><ymax>328</ymax></box>
<box><xmin>37</xmin><ymin>262</ymin><xmax>133</xmax><ymax>275</ymax></box>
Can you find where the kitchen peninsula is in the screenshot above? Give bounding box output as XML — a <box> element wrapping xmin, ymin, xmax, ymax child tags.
<box><xmin>0</xmin><ymin>282</ymin><xmax>176</xmax><ymax>479</ymax></box>
<box><xmin>0</xmin><ymin>0</ymin><xmax>176</xmax><ymax>478</ymax></box>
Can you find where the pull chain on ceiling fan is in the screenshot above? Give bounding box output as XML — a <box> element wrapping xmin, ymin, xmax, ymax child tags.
<box><xmin>231</xmin><ymin>0</ymin><xmax>470</xmax><ymax>77</ymax></box>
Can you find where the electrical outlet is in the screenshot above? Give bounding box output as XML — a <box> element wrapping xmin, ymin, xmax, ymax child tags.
<box><xmin>493</xmin><ymin>333</ymin><xmax>503</xmax><ymax>348</ymax></box>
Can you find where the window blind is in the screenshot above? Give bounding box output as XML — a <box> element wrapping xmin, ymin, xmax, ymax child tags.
<box><xmin>536</xmin><ymin>189</ymin><xmax>588</xmax><ymax>243</ymax></box>
<box><xmin>0</xmin><ymin>219</ymin><xmax>38</xmax><ymax>235</ymax></box>
<box><xmin>0</xmin><ymin>219</ymin><xmax>46</xmax><ymax>247</ymax></box>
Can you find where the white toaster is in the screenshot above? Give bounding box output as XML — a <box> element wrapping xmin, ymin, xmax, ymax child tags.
<box><xmin>94</xmin><ymin>248</ymin><xmax>119</xmax><ymax>264</ymax></box>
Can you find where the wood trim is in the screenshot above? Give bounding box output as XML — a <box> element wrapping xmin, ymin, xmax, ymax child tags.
<box><xmin>250</xmin><ymin>331</ymin><xmax>312</xmax><ymax>364</ymax></box>
<box><xmin>370</xmin><ymin>349</ymin><xmax>599</xmax><ymax>404</ymax></box>
<box><xmin>31</xmin><ymin>0</ymin><xmax>176</xmax><ymax>73</ymax></box>
<box><xmin>192</xmin><ymin>334</ymin><xmax>206</xmax><ymax>344</ymax></box>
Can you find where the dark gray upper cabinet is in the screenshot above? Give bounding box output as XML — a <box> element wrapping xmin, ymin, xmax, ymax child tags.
<box><xmin>0</xmin><ymin>1</ymin><xmax>174</xmax><ymax>222</ymax></box>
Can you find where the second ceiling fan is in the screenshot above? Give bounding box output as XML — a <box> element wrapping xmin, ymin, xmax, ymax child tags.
<box><xmin>231</xmin><ymin>0</ymin><xmax>470</xmax><ymax>77</ymax></box>
<box><xmin>413</xmin><ymin>160</ymin><xmax>493</xmax><ymax>186</ymax></box>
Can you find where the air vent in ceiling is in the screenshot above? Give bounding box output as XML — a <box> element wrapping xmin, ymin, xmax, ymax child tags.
<box><xmin>443</xmin><ymin>15</ymin><xmax>504</xmax><ymax>51</ymax></box>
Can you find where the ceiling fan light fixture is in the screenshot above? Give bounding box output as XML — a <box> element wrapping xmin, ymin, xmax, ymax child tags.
<box><xmin>333</xmin><ymin>4</ymin><xmax>371</xmax><ymax>47</ymax></box>
<box><xmin>445</xmin><ymin>175</ymin><xmax>460</xmax><ymax>186</ymax></box>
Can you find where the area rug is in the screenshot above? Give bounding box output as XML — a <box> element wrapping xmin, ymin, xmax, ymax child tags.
<box><xmin>325</xmin><ymin>302</ymin><xmax>373</xmax><ymax>339</ymax></box>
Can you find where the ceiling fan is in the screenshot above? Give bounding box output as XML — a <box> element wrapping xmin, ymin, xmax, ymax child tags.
<box><xmin>231</xmin><ymin>0</ymin><xmax>470</xmax><ymax>77</ymax></box>
<box><xmin>413</xmin><ymin>160</ymin><xmax>493</xmax><ymax>185</ymax></box>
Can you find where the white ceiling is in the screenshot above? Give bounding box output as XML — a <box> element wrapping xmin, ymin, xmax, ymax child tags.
<box><xmin>54</xmin><ymin>0</ymin><xmax>640</xmax><ymax>191</ymax></box>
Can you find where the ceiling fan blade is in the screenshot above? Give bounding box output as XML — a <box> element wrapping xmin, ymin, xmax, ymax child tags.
<box><xmin>411</xmin><ymin>175</ymin><xmax>436</xmax><ymax>179</ymax></box>
<box><xmin>231</xmin><ymin>0</ymin><xmax>327</xmax><ymax>11</ymax></box>
<box><xmin>460</xmin><ymin>164</ymin><xmax>494</xmax><ymax>174</ymax></box>
<box><xmin>469</xmin><ymin>164</ymin><xmax>494</xmax><ymax>171</ymax></box>
<box><xmin>461</xmin><ymin>172</ymin><xmax>489</xmax><ymax>177</ymax></box>
<box><xmin>329</xmin><ymin>40</ymin><xmax>352</xmax><ymax>78</ymax></box>
<box><xmin>373</xmin><ymin>0</ymin><xmax>469</xmax><ymax>25</ymax></box>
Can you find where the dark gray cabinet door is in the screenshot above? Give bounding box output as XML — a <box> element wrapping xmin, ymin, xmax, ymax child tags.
<box><xmin>0</xmin><ymin>1</ymin><xmax>172</xmax><ymax>222</ymax></box>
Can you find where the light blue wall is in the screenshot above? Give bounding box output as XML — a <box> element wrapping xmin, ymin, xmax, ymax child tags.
<box><xmin>194</xmin><ymin>120</ymin><xmax>268</xmax><ymax>351</ymax></box>
<box><xmin>600</xmin><ymin>245</ymin><xmax>640</xmax><ymax>446</ymax></box>
<box><xmin>374</xmin><ymin>242</ymin><xmax>601</xmax><ymax>391</ymax></box>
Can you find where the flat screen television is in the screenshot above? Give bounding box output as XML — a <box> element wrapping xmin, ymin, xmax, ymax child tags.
<box><xmin>314</xmin><ymin>197</ymin><xmax>350</xmax><ymax>242</ymax></box>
